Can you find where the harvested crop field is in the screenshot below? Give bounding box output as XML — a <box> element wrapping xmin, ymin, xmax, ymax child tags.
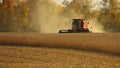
<box><xmin>0</xmin><ymin>33</ymin><xmax>120</xmax><ymax>68</ymax></box>
<box><xmin>0</xmin><ymin>45</ymin><xmax>120</xmax><ymax>68</ymax></box>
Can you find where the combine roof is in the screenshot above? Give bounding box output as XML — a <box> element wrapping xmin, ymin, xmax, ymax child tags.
<box><xmin>72</xmin><ymin>19</ymin><xmax>84</xmax><ymax>21</ymax></box>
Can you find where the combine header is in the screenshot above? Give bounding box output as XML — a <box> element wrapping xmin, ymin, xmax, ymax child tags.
<box><xmin>59</xmin><ymin>19</ymin><xmax>91</xmax><ymax>33</ymax></box>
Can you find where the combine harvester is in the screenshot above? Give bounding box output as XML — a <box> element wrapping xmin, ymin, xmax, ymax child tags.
<box><xmin>59</xmin><ymin>19</ymin><xmax>91</xmax><ymax>33</ymax></box>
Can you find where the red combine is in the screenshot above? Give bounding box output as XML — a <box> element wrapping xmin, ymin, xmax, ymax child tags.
<box><xmin>59</xmin><ymin>19</ymin><xmax>90</xmax><ymax>33</ymax></box>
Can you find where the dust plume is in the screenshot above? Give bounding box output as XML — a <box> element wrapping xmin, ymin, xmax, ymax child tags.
<box><xmin>88</xmin><ymin>18</ymin><xmax>105</xmax><ymax>33</ymax></box>
<box><xmin>27</xmin><ymin>0</ymin><xmax>120</xmax><ymax>33</ymax></box>
<box><xmin>0</xmin><ymin>0</ymin><xmax>106</xmax><ymax>33</ymax></box>
<box><xmin>30</xmin><ymin>0</ymin><xmax>71</xmax><ymax>33</ymax></box>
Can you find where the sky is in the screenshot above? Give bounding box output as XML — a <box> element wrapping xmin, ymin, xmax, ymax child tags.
<box><xmin>53</xmin><ymin>0</ymin><xmax>103</xmax><ymax>5</ymax></box>
<box><xmin>0</xmin><ymin>0</ymin><xmax>103</xmax><ymax>5</ymax></box>
<box><xmin>53</xmin><ymin>0</ymin><xmax>103</xmax><ymax>9</ymax></box>
<box><xmin>0</xmin><ymin>0</ymin><xmax>104</xmax><ymax>9</ymax></box>
<box><xmin>53</xmin><ymin>0</ymin><xmax>104</xmax><ymax>9</ymax></box>
<box><xmin>53</xmin><ymin>0</ymin><xmax>72</xmax><ymax>5</ymax></box>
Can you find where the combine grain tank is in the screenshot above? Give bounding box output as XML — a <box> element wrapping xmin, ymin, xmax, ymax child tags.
<box><xmin>59</xmin><ymin>19</ymin><xmax>90</xmax><ymax>33</ymax></box>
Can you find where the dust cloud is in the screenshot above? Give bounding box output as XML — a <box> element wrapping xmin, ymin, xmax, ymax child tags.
<box><xmin>88</xmin><ymin>18</ymin><xmax>105</xmax><ymax>33</ymax></box>
<box><xmin>31</xmin><ymin>0</ymin><xmax>105</xmax><ymax>33</ymax></box>
<box><xmin>31</xmin><ymin>0</ymin><xmax>71</xmax><ymax>33</ymax></box>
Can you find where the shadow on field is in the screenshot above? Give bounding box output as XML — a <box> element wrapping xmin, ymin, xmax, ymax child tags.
<box><xmin>0</xmin><ymin>44</ymin><xmax>119</xmax><ymax>57</ymax></box>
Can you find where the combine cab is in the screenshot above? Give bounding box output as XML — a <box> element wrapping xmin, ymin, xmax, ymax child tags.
<box><xmin>59</xmin><ymin>19</ymin><xmax>90</xmax><ymax>33</ymax></box>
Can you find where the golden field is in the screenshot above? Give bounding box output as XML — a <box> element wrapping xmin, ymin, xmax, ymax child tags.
<box><xmin>0</xmin><ymin>33</ymin><xmax>120</xmax><ymax>54</ymax></box>
<box><xmin>0</xmin><ymin>33</ymin><xmax>120</xmax><ymax>67</ymax></box>
<box><xmin>0</xmin><ymin>45</ymin><xmax>120</xmax><ymax>68</ymax></box>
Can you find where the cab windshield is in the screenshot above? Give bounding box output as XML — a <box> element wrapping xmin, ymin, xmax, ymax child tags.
<box><xmin>72</xmin><ymin>21</ymin><xmax>81</xmax><ymax>28</ymax></box>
